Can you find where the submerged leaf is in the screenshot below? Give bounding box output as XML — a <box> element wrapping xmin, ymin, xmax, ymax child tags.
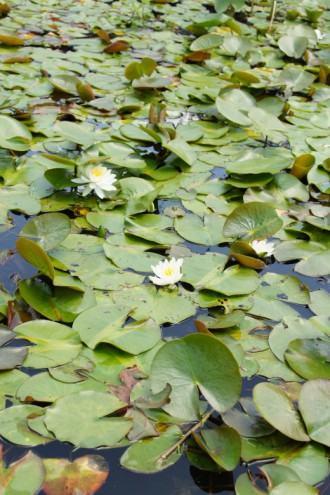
<box><xmin>43</xmin><ymin>455</ymin><xmax>108</xmax><ymax>495</ymax></box>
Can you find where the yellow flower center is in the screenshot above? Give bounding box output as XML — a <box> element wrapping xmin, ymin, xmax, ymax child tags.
<box><xmin>91</xmin><ymin>168</ymin><xmax>105</xmax><ymax>178</ymax></box>
<box><xmin>163</xmin><ymin>267</ymin><xmax>175</xmax><ymax>277</ymax></box>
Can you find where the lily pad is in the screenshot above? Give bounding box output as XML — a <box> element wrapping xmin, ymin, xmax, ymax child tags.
<box><xmin>190</xmin><ymin>34</ymin><xmax>223</xmax><ymax>52</ymax></box>
<box><xmin>44</xmin><ymin>391</ymin><xmax>132</xmax><ymax>448</ymax></box>
<box><xmin>111</xmin><ymin>285</ymin><xmax>197</xmax><ymax>325</ymax></box>
<box><xmin>253</xmin><ymin>383</ymin><xmax>309</xmax><ymax>442</ymax></box>
<box><xmin>15</xmin><ymin>320</ymin><xmax>82</xmax><ymax>368</ymax></box>
<box><xmin>0</xmin><ymin>346</ymin><xmax>28</xmax><ymax>371</ymax></box>
<box><xmin>0</xmin><ymin>405</ymin><xmax>51</xmax><ymax>446</ymax></box>
<box><xmin>285</xmin><ymin>339</ymin><xmax>330</xmax><ymax>379</ymax></box>
<box><xmin>20</xmin><ymin>213</ymin><xmax>71</xmax><ymax>251</ymax></box>
<box><xmin>120</xmin><ymin>425</ymin><xmax>183</xmax><ymax>473</ymax></box>
<box><xmin>16</xmin><ymin>238</ymin><xmax>55</xmax><ymax>279</ymax></box>
<box><xmin>150</xmin><ymin>333</ymin><xmax>242</xmax><ymax>421</ymax></box>
<box><xmin>299</xmin><ymin>379</ymin><xmax>330</xmax><ymax>447</ymax></box>
<box><xmin>226</xmin><ymin>149</ymin><xmax>293</xmax><ymax>175</ymax></box>
<box><xmin>195</xmin><ymin>426</ymin><xmax>241</xmax><ymax>471</ymax></box>
<box><xmin>43</xmin><ymin>455</ymin><xmax>108</xmax><ymax>495</ymax></box>
<box><xmin>276</xmin><ymin>443</ymin><xmax>329</xmax><ymax>486</ymax></box>
<box><xmin>223</xmin><ymin>202</ymin><xmax>283</xmax><ymax>242</ymax></box>
<box><xmin>73</xmin><ymin>304</ymin><xmax>161</xmax><ymax>353</ymax></box>
<box><xmin>174</xmin><ymin>213</ymin><xmax>228</xmax><ymax>245</ymax></box>
<box><xmin>0</xmin><ymin>449</ymin><xmax>45</xmax><ymax>495</ymax></box>
<box><xmin>0</xmin><ymin>116</ymin><xmax>32</xmax><ymax>151</ymax></box>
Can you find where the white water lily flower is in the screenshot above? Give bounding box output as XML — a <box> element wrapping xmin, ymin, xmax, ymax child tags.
<box><xmin>150</xmin><ymin>258</ymin><xmax>183</xmax><ymax>286</ymax></box>
<box><xmin>72</xmin><ymin>165</ymin><xmax>117</xmax><ymax>199</ymax></box>
<box><xmin>250</xmin><ymin>239</ymin><xmax>275</xmax><ymax>257</ymax></box>
<box><xmin>315</xmin><ymin>29</ymin><xmax>324</xmax><ymax>40</ymax></box>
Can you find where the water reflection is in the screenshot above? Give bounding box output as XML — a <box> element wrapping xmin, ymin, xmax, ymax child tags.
<box><xmin>190</xmin><ymin>466</ymin><xmax>235</xmax><ymax>494</ymax></box>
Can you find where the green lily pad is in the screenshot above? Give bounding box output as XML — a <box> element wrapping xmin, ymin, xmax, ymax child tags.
<box><xmin>285</xmin><ymin>339</ymin><xmax>330</xmax><ymax>380</ymax></box>
<box><xmin>226</xmin><ymin>149</ymin><xmax>293</xmax><ymax>175</ymax></box>
<box><xmin>278</xmin><ymin>35</ymin><xmax>309</xmax><ymax>58</ymax></box>
<box><xmin>49</xmin><ymin>74</ymin><xmax>80</xmax><ymax>94</ymax></box>
<box><xmin>16</xmin><ymin>238</ymin><xmax>55</xmax><ymax>279</ymax></box>
<box><xmin>276</xmin><ymin>442</ymin><xmax>329</xmax><ymax>485</ymax></box>
<box><xmin>230</xmin><ymin>241</ymin><xmax>266</xmax><ymax>269</ymax></box>
<box><xmin>164</xmin><ymin>139</ymin><xmax>197</xmax><ymax>166</ymax></box>
<box><xmin>174</xmin><ymin>213</ymin><xmax>228</xmax><ymax>245</ymax></box>
<box><xmin>0</xmin><ymin>116</ymin><xmax>32</xmax><ymax>151</ymax></box>
<box><xmin>120</xmin><ymin>425</ymin><xmax>183</xmax><ymax>473</ymax></box>
<box><xmin>278</xmin><ymin>68</ymin><xmax>315</xmax><ymax>91</ymax></box>
<box><xmin>0</xmin><ymin>405</ymin><xmax>51</xmax><ymax>446</ymax></box>
<box><xmin>195</xmin><ymin>426</ymin><xmax>241</xmax><ymax>471</ymax></box>
<box><xmin>19</xmin><ymin>278</ymin><xmax>95</xmax><ymax>323</ymax></box>
<box><xmin>269</xmin><ymin>316</ymin><xmax>326</xmax><ymax>362</ymax></box>
<box><xmin>104</xmin><ymin>243</ymin><xmax>164</xmax><ymax>272</ymax></box>
<box><xmin>240</xmin><ymin>431</ymin><xmax>295</xmax><ymax>462</ymax></box>
<box><xmin>253</xmin><ymin>383</ymin><xmax>309</xmax><ymax>441</ymax></box>
<box><xmin>86</xmin><ymin>210</ymin><xmax>125</xmax><ymax>234</ymax></box>
<box><xmin>44</xmin><ymin>391</ymin><xmax>132</xmax><ymax>448</ymax></box>
<box><xmin>124</xmin><ymin>215</ymin><xmax>183</xmax><ymax>245</ymax></box>
<box><xmin>295</xmin><ymin>251</ymin><xmax>330</xmax><ymax>277</ymax></box>
<box><xmin>16</xmin><ymin>371</ymin><xmax>108</xmax><ymax>403</ymax></box>
<box><xmin>235</xmin><ymin>473</ymin><xmax>266</xmax><ymax>494</ymax></box>
<box><xmin>73</xmin><ymin>304</ymin><xmax>161</xmax><ymax>352</ymax></box>
<box><xmin>222</xmin><ymin>398</ymin><xmax>275</xmax><ymax>438</ymax></box>
<box><xmin>269</xmin><ymin>482</ymin><xmax>318</xmax><ymax>495</ymax></box>
<box><xmin>253</xmin><ymin>349</ymin><xmax>302</xmax><ymax>382</ymax></box>
<box><xmin>150</xmin><ymin>333</ymin><xmax>242</xmax><ymax>421</ymax></box>
<box><xmin>54</xmin><ymin>121</ymin><xmax>94</xmax><ymax>147</ymax></box>
<box><xmin>0</xmin><ymin>346</ymin><xmax>28</xmax><ymax>371</ymax></box>
<box><xmin>0</xmin><ymin>449</ymin><xmax>45</xmax><ymax>495</ymax></box>
<box><xmin>223</xmin><ymin>202</ymin><xmax>283</xmax><ymax>242</ymax></box>
<box><xmin>299</xmin><ymin>379</ymin><xmax>330</xmax><ymax>448</ymax></box>
<box><xmin>309</xmin><ymin>289</ymin><xmax>330</xmax><ymax>315</ymax></box>
<box><xmin>249</xmin><ymin>272</ymin><xmax>310</xmax><ymax>321</ymax></box>
<box><xmin>15</xmin><ymin>320</ymin><xmax>82</xmax><ymax>368</ymax></box>
<box><xmin>190</xmin><ymin>33</ymin><xmax>223</xmax><ymax>51</ymax></box>
<box><xmin>111</xmin><ymin>285</ymin><xmax>197</xmax><ymax>325</ymax></box>
<box><xmin>20</xmin><ymin>213</ymin><xmax>71</xmax><ymax>251</ymax></box>
<box><xmin>0</xmin><ymin>369</ymin><xmax>28</xmax><ymax>409</ymax></box>
<box><xmin>260</xmin><ymin>464</ymin><xmax>301</xmax><ymax>489</ymax></box>
<box><xmin>216</xmin><ymin>89</ymin><xmax>255</xmax><ymax>126</ymax></box>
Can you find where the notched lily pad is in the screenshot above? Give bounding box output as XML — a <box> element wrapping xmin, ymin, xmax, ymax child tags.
<box><xmin>224</xmin><ymin>202</ymin><xmax>283</xmax><ymax>242</ymax></box>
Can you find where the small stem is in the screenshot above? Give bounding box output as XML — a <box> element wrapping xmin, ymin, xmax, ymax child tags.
<box><xmin>268</xmin><ymin>0</ymin><xmax>277</xmax><ymax>32</ymax></box>
<box><xmin>159</xmin><ymin>408</ymin><xmax>215</xmax><ymax>462</ymax></box>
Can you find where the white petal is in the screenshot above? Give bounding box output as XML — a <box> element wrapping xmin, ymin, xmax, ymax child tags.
<box><xmin>151</xmin><ymin>263</ymin><xmax>165</xmax><ymax>278</ymax></box>
<box><xmin>168</xmin><ymin>272</ymin><xmax>182</xmax><ymax>284</ymax></box>
<box><xmin>149</xmin><ymin>275</ymin><xmax>170</xmax><ymax>286</ymax></box>
<box><xmin>94</xmin><ymin>185</ymin><xmax>105</xmax><ymax>199</ymax></box>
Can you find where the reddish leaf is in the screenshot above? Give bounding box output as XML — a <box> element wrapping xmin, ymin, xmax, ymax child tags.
<box><xmin>7</xmin><ymin>299</ymin><xmax>39</xmax><ymax>330</ymax></box>
<box><xmin>108</xmin><ymin>366</ymin><xmax>145</xmax><ymax>403</ymax></box>
<box><xmin>43</xmin><ymin>455</ymin><xmax>109</xmax><ymax>495</ymax></box>
<box><xmin>104</xmin><ymin>40</ymin><xmax>129</xmax><ymax>53</ymax></box>
<box><xmin>194</xmin><ymin>319</ymin><xmax>212</xmax><ymax>335</ymax></box>
<box><xmin>95</xmin><ymin>29</ymin><xmax>111</xmax><ymax>43</ymax></box>
<box><xmin>185</xmin><ymin>51</ymin><xmax>211</xmax><ymax>62</ymax></box>
<box><xmin>3</xmin><ymin>56</ymin><xmax>32</xmax><ymax>63</ymax></box>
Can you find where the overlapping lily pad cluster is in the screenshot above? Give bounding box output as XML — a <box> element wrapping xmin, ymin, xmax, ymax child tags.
<box><xmin>0</xmin><ymin>0</ymin><xmax>329</xmax><ymax>493</ymax></box>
